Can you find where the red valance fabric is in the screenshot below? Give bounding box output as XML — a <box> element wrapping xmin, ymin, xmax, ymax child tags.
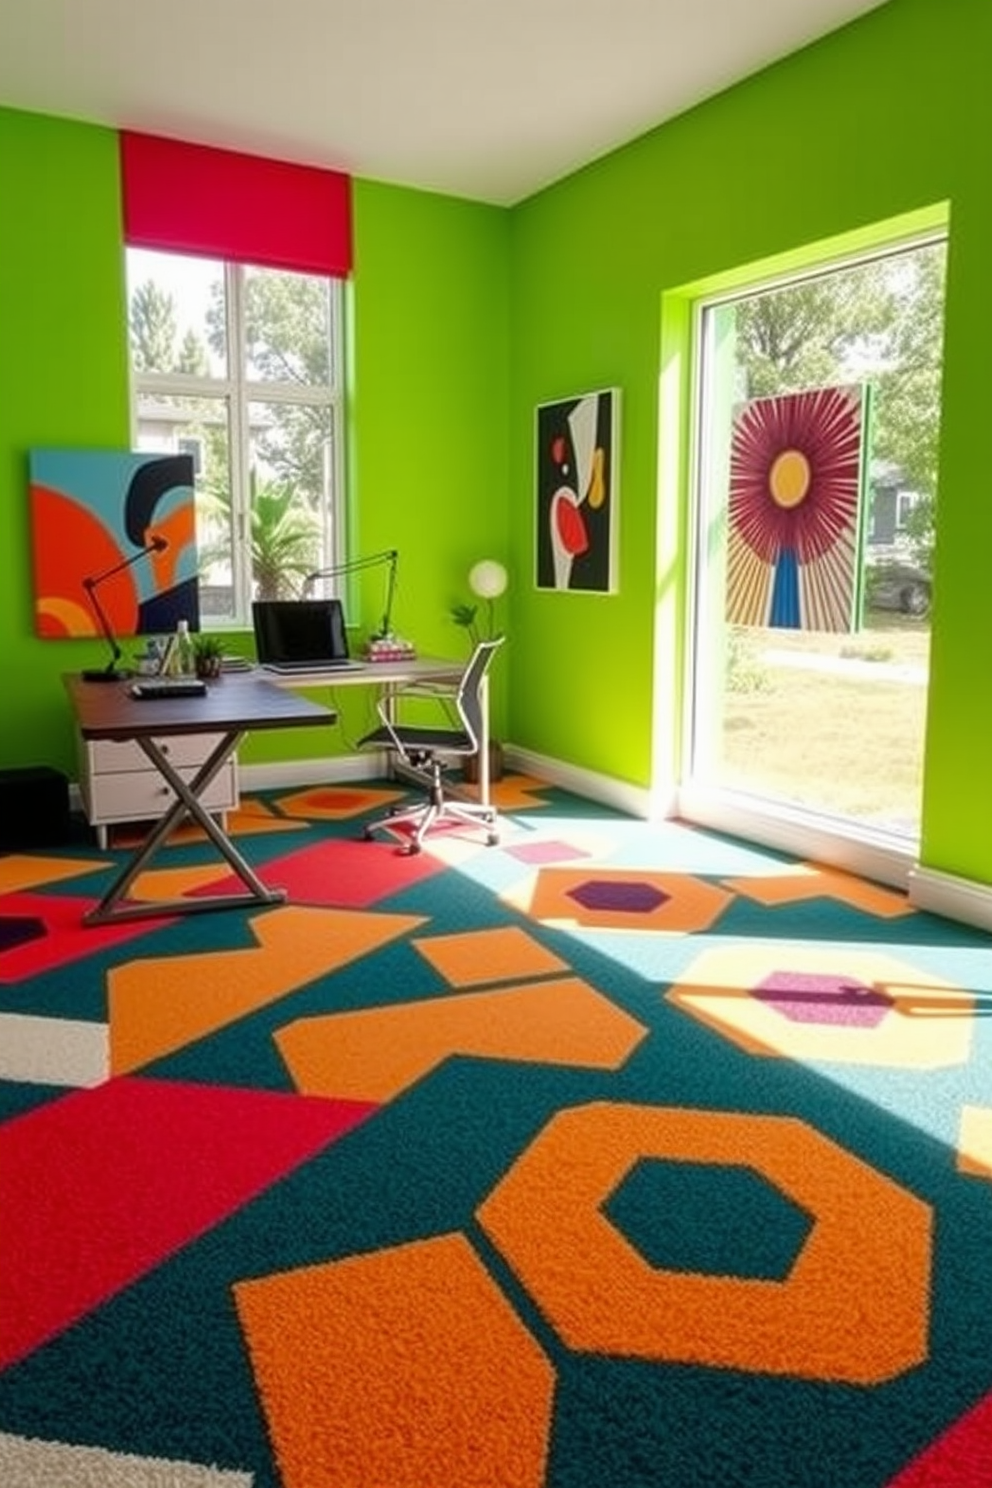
<box><xmin>120</xmin><ymin>131</ymin><xmax>352</xmax><ymax>277</ymax></box>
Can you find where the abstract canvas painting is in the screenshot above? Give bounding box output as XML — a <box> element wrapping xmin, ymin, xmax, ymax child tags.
<box><xmin>726</xmin><ymin>384</ymin><xmax>869</xmax><ymax>631</ymax></box>
<box><xmin>536</xmin><ymin>389</ymin><xmax>618</xmax><ymax>593</ymax></box>
<box><xmin>29</xmin><ymin>449</ymin><xmax>199</xmax><ymax>639</ymax></box>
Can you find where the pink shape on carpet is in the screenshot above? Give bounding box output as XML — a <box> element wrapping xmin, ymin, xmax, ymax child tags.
<box><xmin>0</xmin><ymin>1076</ymin><xmax>375</xmax><ymax>1369</ymax></box>
<box><xmin>507</xmin><ymin>841</ymin><xmax>588</xmax><ymax>865</ymax></box>
<box><xmin>756</xmin><ymin>969</ymin><xmax>891</xmax><ymax>1028</ymax></box>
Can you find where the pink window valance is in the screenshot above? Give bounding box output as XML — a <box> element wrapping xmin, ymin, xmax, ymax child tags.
<box><xmin>120</xmin><ymin>130</ymin><xmax>352</xmax><ymax>277</ymax></box>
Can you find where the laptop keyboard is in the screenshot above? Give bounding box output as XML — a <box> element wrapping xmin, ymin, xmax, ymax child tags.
<box><xmin>262</xmin><ymin>660</ymin><xmax>364</xmax><ymax>673</ymax></box>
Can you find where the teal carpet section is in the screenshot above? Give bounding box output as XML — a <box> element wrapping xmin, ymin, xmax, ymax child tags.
<box><xmin>2</xmin><ymin>780</ymin><xmax>992</xmax><ymax>1486</ymax></box>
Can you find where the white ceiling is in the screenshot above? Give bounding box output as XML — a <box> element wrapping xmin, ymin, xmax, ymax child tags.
<box><xmin>0</xmin><ymin>0</ymin><xmax>889</xmax><ymax>205</ymax></box>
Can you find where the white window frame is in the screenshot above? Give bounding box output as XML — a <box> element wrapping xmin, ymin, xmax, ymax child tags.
<box><xmin>127</xmin><ymin>255</ymin><xmax>346</xmax><ymax>629</ymax></box>
<box><xmin>680</xmin><ymin>229</ymin><xmax>946</xmax><ymax>884</ymax></box>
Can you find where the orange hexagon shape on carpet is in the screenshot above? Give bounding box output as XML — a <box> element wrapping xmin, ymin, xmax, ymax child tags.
<box><xmin>477</xmin><ymin>1102</ymin><xmax>932</xmax><ymax>1384</ymax></box>
<box><xmin>523</xmin><ymin>868</ymin><xmax>732</xmax><ymax>933</ymax></box>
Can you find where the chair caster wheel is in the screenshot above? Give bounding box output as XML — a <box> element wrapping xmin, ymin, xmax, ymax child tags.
<box><xmin>487</xmin><ymin>833</ymin><xmax>499</xmax><ymax>846</ymax></box>
<box><xmin>403</xmin><ymin>843</ymin><xmax>422</xmax><ymax>856</ymax></box>
<box><xmin>363</xmin><ymin>827</ymin><xmax>374</xmax><ymax>841</ymax></box>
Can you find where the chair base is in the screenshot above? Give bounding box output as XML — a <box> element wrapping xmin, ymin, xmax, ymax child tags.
<box><xmin>364</xmin><ymin>794</ymin><xmax>499</xmax><ymax>854</ymax></box>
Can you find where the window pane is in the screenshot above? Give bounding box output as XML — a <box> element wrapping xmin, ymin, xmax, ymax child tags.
<box><xmin>135</xmin><ymin>395</ymin><xmax>235</xmax><ymax>621</ymax></box>
<box><xmin>126</xmin><ymin>250</ymin><xmax>343</xmax><ymax>627</ymax></box>
<box><xmin>243</xmin><ymin>267</ymin><xmax>331</xmax><ymax>385</ymax></box>
<box><xmin>247</xmin><ymin>399</ymin><xmax>331</xmax><ymax>599</ymax></box>
<box><xmin>127</xmin><ymin>250</ymin><xmax>227</xmax><ymax>378</ymax></box>
<box><xmin>689</xmin><ymin>239</ymin><xmax>946</xmax><ymax>842</ymax></box>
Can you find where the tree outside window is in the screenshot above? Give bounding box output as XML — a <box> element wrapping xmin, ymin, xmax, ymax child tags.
<box><xmin>127</xmin><ymin>250</ymin><xmax>344</xmax><ymax>624</ymax></box>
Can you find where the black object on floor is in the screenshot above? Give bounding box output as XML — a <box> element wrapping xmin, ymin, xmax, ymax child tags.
<box><xmin>0</xmin><ymin>765</ymin><xmax>71</xmax><ymax>850</ymax></box>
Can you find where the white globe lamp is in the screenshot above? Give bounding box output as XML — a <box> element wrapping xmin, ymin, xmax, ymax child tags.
<box><xmin>468</xmin><ymin>560</ymin><xmax>508</xmax><ymax>600</ymax></box>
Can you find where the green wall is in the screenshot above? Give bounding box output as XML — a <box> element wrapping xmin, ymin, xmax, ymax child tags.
<box><xmin>506</xmin><ymin>0</ymin><xmax>992</xmax><ymax>882</ymax></box>
<box><xmin>0</xmin><ymin>110</ymin><xmax>131</xmax><ymax>772</ymax></box>
<box><xmin>0</xmin><ymin>111</ymin><xmax>509</xmax><ymax>773</ymax></box>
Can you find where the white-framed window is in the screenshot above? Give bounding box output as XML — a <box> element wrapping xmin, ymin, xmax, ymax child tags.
<box><xmin>682</xmin><ymin>230</ymin><xmax>946</xmax><ymax>852</ymax></box>
<box><xmin>126</xmin><ymin>248</ymin><xmax>345</xmax><ymax>627</ymax></box>
<box><xmin>896</xmin><ymin>490</ymin><xmax>919</xmax><ymax>530</ymax></box>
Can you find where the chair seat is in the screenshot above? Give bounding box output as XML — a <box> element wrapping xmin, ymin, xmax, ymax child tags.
<box><xmin>359</xmin><ymin>724</ymin><xmax>473</xmax><ymax>754</ymax></box>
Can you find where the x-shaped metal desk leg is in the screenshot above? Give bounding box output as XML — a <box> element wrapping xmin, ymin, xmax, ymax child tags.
<box><xmin>85</xmin><ymin>730</ymin><xmax>286</xmax><ymax>925</ymax></box>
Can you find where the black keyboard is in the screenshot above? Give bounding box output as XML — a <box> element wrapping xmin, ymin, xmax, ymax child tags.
<box><xmin>130</xmin><ymin>680</ymin><xmax>207</xmax><ymax>700</ymax></box>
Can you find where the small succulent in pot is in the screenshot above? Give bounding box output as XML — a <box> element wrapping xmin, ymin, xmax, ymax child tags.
<box><xmin>192</xmin><ymin>633</ymin><xmax>225</xmax><ymax>679</ymax></box>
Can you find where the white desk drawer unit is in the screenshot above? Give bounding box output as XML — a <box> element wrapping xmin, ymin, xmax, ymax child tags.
<box><xmin>77</xmin><ymin>731</ymin><xmax>239</xmax><ymax>849</ymax></box>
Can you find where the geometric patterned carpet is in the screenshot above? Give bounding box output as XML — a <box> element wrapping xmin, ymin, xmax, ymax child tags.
<box><xmin>2</xmin><ymin>776</ymin><xmax>992</xmax><ymax>1487</ymax></box>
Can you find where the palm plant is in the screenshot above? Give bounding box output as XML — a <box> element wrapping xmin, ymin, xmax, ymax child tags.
<box><xmin>198</xmin><ymin>473</ymin><xmax>321</xmax><ymax>601</ymax></box>
<box><xmin>247</xmin><ymin>480</ymin><xmax>321</xmax><ymax>599</ymax></box>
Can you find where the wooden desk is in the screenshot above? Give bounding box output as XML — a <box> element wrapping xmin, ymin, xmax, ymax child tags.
<box><xmin>259</xmin><ymin>655</ymin><xmax>493</xmax><ymax>806</ymax></box>
<box><xmin>65</xmin><ymin>672</ymin><xmax>335</xmax><ymax>926</ymax></box>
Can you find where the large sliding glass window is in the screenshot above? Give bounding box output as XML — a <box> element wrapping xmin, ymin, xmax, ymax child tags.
<box><xmin>685</xmin><ymin>235</ymin><xmax>947</xmax><ymax>849</ymax></box>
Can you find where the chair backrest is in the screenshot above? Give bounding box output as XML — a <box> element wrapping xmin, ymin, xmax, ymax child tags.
<box><xmin>456</xmin><ymin>637</ymin><xmax>504</xmax><ymax>751</ymax></box>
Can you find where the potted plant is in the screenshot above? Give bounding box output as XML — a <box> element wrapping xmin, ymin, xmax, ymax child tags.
<box><xmin>192</xmin><ymin>633</ymin><xmax>225</xmax><ymax>680</ymax></box>
<box><xmin>451</xmin><ymin>559</ymin><xmax>507</xmax><ymax>784</ymax></box>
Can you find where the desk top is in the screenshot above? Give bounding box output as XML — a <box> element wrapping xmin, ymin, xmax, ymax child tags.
<box><xmin>258</xmin><ymin>654</ymin><xmax>464</xmax><ymax>688</ymax></box>
<box><xmin>65</xmin><ymin>672</ymin><xmax>336</xmax><ymax>742</ymax></box>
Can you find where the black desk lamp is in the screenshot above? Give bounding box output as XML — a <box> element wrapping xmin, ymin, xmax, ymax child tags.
<box><xmin>303</xmin><ymin>548</ymin><xmax>399</xmax><ymax>640</ymax></box>
<box><xmin>81</xmin><ymin>536</ymin><xmax>168</xmax><ymax>682</ymax></box>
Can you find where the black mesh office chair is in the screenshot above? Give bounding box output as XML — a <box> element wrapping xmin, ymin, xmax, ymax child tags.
<box><xmin>358</xmin><ymin>637</ymin><xmax>504</xmax><ymax>853</ymax></box>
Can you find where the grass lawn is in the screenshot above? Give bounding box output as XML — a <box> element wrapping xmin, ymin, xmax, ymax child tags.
<box><xmin>719</xmin><ymin>614</ymin><xmax>929</xmax><ymax>837</ymax></box>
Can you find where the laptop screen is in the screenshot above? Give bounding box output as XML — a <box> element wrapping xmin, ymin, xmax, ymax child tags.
<box><xmin>252</xmin><ymin>599</ymin><xmax>350</xmax><ymax>667</ymax></box>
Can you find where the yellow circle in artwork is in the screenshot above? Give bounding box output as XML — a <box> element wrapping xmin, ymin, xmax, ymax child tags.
<box><xmin>768</xmin><ymin>449</ymin><xmax>812</xmax><ymax>508</ymax></box>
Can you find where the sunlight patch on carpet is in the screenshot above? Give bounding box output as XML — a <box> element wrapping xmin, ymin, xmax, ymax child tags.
<box><xmin>668</xmin><ymin>944</ymin><xmax>972</xmax><ymax>1067</ymax></box>
<box><xmin>957</xmin><ymin>1106</ymin><xmax>992</xmax><ymax>1178</ymax></box>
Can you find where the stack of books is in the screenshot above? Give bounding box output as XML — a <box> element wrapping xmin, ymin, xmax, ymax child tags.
<box><xmin>365</xmin><ymin>635</ymin><xmax>417</xmax><ymax>662</ymax></box>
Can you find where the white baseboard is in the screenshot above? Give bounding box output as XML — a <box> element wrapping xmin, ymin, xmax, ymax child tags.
<box><xmin>238</xmin><ymin>752</ymin><xmax>387</xmax><ymax>792</ymax></box>
<box><xmin>676</xmin><ymin>783</ymin><xmax>917</xmax><ymax>891</ymax></box>
<box><xmin>907</xmin><ymin>863</ymin><xmax>992</xmax><ymax>933</ymax></box>
<box><xmin>503</xmin><ymin>744</ymin><xmax>671</xmax><ymax>819</ymax></box>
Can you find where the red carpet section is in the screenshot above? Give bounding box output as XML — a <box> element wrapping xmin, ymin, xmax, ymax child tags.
<box><xmin>0</xmin><ymin>1076</ymin><xmax>374</xmax><ymax>1369</ymax></box>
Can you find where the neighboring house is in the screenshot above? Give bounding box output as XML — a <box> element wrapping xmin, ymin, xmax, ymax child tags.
<box><xmin>866</xmin><ymin>461</ymin><xmax>925</xmax><ymax>556</ymax></box>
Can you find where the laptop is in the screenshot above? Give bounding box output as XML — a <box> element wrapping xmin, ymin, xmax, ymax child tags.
<box><xmin>252</xmin><ymin>598</ymin><xmax>365</xmax><ymax>674</ymax></box>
